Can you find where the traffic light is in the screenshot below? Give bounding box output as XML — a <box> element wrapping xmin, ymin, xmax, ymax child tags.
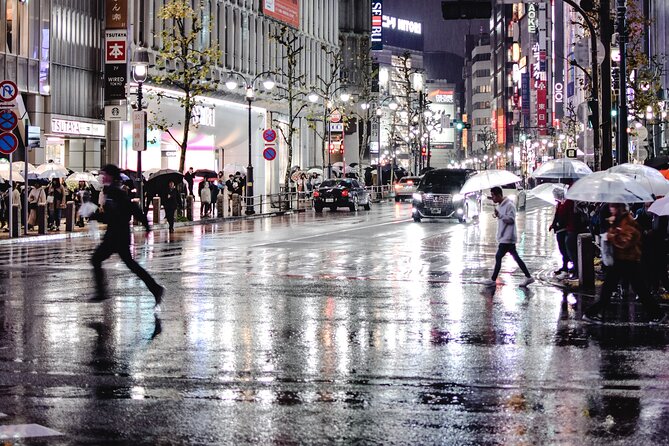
<box><xmin>587</xmin><ymin>99</ymin><xmax>598</xmax><ymax>129</ymax></box>
<box><xmin>454</xmin><ymin>121</ymin><xmax>464</xmax><ymax>131</ymax></box>
<box><xmin>421</xmin><ymin>146</ymin><xmax>427</xmax><ymax>156</ymax></box>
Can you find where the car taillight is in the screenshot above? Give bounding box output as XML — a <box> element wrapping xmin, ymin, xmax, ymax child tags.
<box><xmin>313</xmin><ymin>191</ymin><xmax>320</xmax><ymax>198</ymax></box>
<box><xmin>342</xmin><ymin>189</ymin><xmax>349</xmax><ymax>197</ymax></box>
<box><xmin>394</xmin><ymin>184</ymin><xmax>401</xmax><ymax>190</ymax></box>
<box><xmin>407</xmin><ymin>181</ymin><xmax>413</xmax><ymax>185</ymax></box>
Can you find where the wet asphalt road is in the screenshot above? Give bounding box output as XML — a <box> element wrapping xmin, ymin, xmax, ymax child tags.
<box><xmin>1</xmin><ymin>199</ymin><xmax>669</xmax><ymax>445</ymax></box>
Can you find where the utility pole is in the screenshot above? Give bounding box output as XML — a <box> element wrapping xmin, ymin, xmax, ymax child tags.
<box><xmin>616</xmin><ymin>0</ymin><xmax>629</xmax><ymax>164</ymax></box>
<box><xmin>599</xmin><ymin>0</ymin><xmax>615</xmax><ymax>169</ymax></box>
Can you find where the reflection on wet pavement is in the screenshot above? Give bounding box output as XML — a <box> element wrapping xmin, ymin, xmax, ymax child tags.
<box><xmin>0</xmin><ymin>202</ymin><xmax>668</xmax><ymax>444</ymax></box>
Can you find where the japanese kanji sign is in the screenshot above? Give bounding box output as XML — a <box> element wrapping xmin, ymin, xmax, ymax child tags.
<box><xmin>105</xmin><ymin>0</ymin><xmax>128</xmax><ymax>29</ymax></box>
<box><xmin>105</xmin><ymin>30</ymin><xmax>127</xmax><ymax>64</ymax></box>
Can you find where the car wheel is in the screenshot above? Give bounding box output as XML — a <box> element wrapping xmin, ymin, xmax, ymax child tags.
<box><xmin>349</xmin><ymin>198</ymin><xmax>358</xmax><ymax>212</ymax></box>
<box><xmin>395</xmin><ymin>196</ymin><xmax>400</xmax><ymax>202</ymax></box>
<box><xmin>458</xmin><ymin>205</ymin><xmax>468</xmax><ymax>224</ymax></box>
<box><xmin>364</xmin><ymin>200</ymin><xmax>371</xmax><ymax>211</ymax></box>
<box><xmin>314</xmin><ymin>205</ymin><xmax>323</xmax><ymax>213</ymax></box>
<box><xmin>413</xmin><ymin>216</ymin><xmax>421</xmax><ymax>222</ymax></box>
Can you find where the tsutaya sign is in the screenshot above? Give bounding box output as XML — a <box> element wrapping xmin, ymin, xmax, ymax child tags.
<box><xmin>382</xmin><ymin>15</ymin><xmax>422</xmax><ymax>35</ymax></box>
<box><xmin>51</xmin><ymin>118</ymin><xmax>106</xmax><ymax>137</ymax></box>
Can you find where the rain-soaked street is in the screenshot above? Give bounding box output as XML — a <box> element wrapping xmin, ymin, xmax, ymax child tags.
<box><xmin>1</xmin><ymin>200</ymin><xmax>669</xmax><ymax>445</ymax></box>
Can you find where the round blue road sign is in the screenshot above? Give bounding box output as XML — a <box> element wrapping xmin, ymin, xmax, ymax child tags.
<box><xmin>0</xmin><ymin>110</ymin><xmax>18</xmax><ymax>132</ymax></box>
<box><xmin>0</xmin><ymin>132</ymin><xmax>18</xmax><ymax>155</ymax></box>
<box><xmin>263</xmin><ymin>129</ymin><xmax>277</xmax><ymax>143</ymax></box>
<box><xmin>263</xmin><ymin>146</ymin><xmax>277</xmax><ymax>161</ymax></box>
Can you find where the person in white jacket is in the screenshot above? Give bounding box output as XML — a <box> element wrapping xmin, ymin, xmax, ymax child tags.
<box><xmin>483</xmin><ymin>186</ymin><xmax>534</xmax><ymax>287</ymax></box>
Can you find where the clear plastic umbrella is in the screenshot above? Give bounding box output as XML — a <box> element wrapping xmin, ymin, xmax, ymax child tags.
<box><xmin>566</xmin><ymin>171</ymin><xmax>654</xmax><ymax>203</ymax></box>
<box><xmin>0</xmin><ymin>171</ymin><xmax>25</xmax><ymax>182</ymax></box>
<box><xmin>528</xmin><ymin>183</ymin><xmax>568</xmax><ymax>205</ymax></box>
<box><xmin>65</xmin><ymin>172</ymin><xmax>102</xmax><ymax>191</ymax></box>
<box><xmin>608</xmin><ymin>163</ymin><xmax>669</xmax><ymax>196</ymax></box>
<box><xmin>648</xmin><ymin>196</ymin><xmax>669</xmax><ymax>216</ymax></box>
<box><xmin>35</xmin><ymin>162</ymin><xmax>69</xmax><ymax>179</ymax></box>
<box><xmin>460</xmin><ymin>170</ymin><xmax>522</xmax><ymax>194</ymax></box>
<box><xmin>532</xmin><ymin>158</ymin><xmax>592</xmax><ymax>179</ymax></box>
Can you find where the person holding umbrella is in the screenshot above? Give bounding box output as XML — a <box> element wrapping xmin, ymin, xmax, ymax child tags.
<box><xmin>163</xmin><ymin>181</ymin><xmax>179</xmax><ymax>233</ymax></box>
<box><xmin>583</xmin><ymin>203</ymin><xmax>667</xmax><ymax>324</ymax></box>
<box><xmin>90</xmin><ymin>164</ymin><xmax>164</xmax><ymax>305</ymax></box>
<box><xmin>483</xmin><ymin>186</ymin><xmax>534</xmax><ymax>288</ymax></box>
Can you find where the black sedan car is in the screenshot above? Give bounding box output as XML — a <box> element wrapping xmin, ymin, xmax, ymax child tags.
<box><xmin>411</xmin><ymin>168</ymin><xmax>481</xmax><ymax>223</ymax></box>
<box><xmin>313</xmin><ymin>178</ymin><xmax>371</xmax><ymax>212</ymax></box>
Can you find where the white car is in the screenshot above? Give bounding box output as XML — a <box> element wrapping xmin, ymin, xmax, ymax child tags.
<box><xmin>394</xmin><ymin>176</ymin><xmax>421</xmax><ymax>202</ymax></box>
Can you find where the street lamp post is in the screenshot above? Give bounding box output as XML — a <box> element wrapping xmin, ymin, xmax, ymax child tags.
<box><xmin>132</xmin><ymin>46</ymin><xmax>149</xmax><ymax>212</ymax></box>
<box><xmin>225</xmin><ymin>73</ymin><xmax>275</xmax><ymax>215</ymax></box>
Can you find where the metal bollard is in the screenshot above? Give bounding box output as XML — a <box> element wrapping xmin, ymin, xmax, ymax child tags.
<box><xmin>578</xmin><ymin>233</ymin><xmax>595</xmax><ymax>289</ymax></box>
<box><xmin>131</xmin><ymin>199</ymin><xmax>142</xmax><ymax>225</ymax></box>
<box><xmin>11</xmin><ymin>205</ymin><xmax>19</xmax><ymax>237</ymax></box>
<box><xmin>232</xmin><ymin>194</ymin><xmax>241</xmax><ymax>216</ymax></box>
<box><xmin>37</xmin><ymin>204</ymin><xmax>47</xmax><ymax>235</ymax></box>
<box><xmin>217</xmin><ymin>194</ymin><xmax>224</xmax><ymax>218</ymax></box>
<box><xmin>65</xmin><ymin>201</ymin><xmax>76</xmax><ymax>232</ymax></box>
<box><xmin>186</xmin><ymin>195</ymin><xmax>194</xmax><ymax>221</ymax></box>
<box><xmin>152</xmin><ymin>197</ymin><xmax>161</xmax><ymax>226</ymax></box>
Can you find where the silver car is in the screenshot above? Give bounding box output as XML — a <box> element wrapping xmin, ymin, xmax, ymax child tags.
<box><xmin>394</xmin><ymin>176</ymin><xmax>421</xmax><ymax>202</ymax></box>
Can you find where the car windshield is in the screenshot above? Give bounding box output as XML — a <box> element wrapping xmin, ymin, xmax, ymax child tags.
<box><xmin>419</xmin><ymin>172</ymin><xmax>468</xmax><ymax>194</ymax></box>
<box><xmin>320</xmin><ymin>179</ymin><xmax>352</xmax><ymax>188</ymax></box>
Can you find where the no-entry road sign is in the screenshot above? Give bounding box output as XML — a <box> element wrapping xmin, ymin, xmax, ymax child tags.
<box><xmin>0</xmin><ymin>132</ymin><xmax>19</xmax><ymax>155</ymax></box>
<box><xmin>0</xmin><ymin>110</ymin><xmax>18</xmax><ymax>132</ymax></box>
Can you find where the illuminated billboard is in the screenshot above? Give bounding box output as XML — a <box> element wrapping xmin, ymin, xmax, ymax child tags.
<box><xmin>263</xmin><ymin>0</ymin><xmax>300</xmax><ymax>29</ymax></box>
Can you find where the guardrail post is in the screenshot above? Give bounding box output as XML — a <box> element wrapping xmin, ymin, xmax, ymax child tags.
<box><xmin>37</xmin><ymin>204</ymin><xmax>47</xmax><ymax>235</ymax></box>
<box><xmin>186</xmin><ymin>195</ymin><xmax>194</xmax><ymax>221</ymax></box>
<box><xmin>578</xmin><ymin>233</ymin><xmax>595</xmax><ymax>289</ymax></box>
<box><xmin>152</xmin><ymin>197</ymin><xmax>161</xmax><ymax>226</ymax></box>
<box><xmin>65</xmin><ymin>201</ymin><xmax>75</xmax><ymax>232</ymax></box>
<box><xmin>216</xmin><ymin>194</ymin><xmax>224</xmax><ymax>218</ymax></box>
<box><xmin>11</xmin><ymin>205</ymin><xmax>19</xmax><ymax>237</ymax></box>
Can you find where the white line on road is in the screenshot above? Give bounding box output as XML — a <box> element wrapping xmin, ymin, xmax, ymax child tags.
<box><xmin>0</xmin><ymin>424</ymin><xmax>63</xmax><ymax>440</ymax></box>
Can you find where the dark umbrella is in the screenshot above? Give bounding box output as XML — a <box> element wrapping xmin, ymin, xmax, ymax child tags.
<box><xmin>121</xmin><ymin>169</ymin><xmax>138</xmax><ymax>180</ymax></box>
<box><xmin>419</xmin><ymin>166</ymin><xmax>435</xmax><ymax>175</ymax></box>
<box><xmin>193</xmin><ymin>169</ymin><xmax>218</xmax><ymax>179</ymax></box>
<box><xmin>645</xmin><ymin>155</ymin><xmax>669</xmax><ymax>170</ymax></box>
<box><xmin>146</xmin><ymin>169</ymin><xmax>184</xmax><ymax>191</ymax></box>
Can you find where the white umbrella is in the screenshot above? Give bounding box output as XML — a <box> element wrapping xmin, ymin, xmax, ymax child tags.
<box><xmin>0</xmin><ymin>171</ymin><xmax>25</xmax><ymax>182</ymax></box>
<box><xmin>532</xmin><ymin>158</ymin><xmax>592</xmax><ymax>179</ymax></box>
<box><xmin>35</xmin><ymin>162</ymin><xmax>69</xmax><ymax>179</ymax></box>
<box><xmin>460</xmin><ymin>170</ymin><xmax>522</xmax><ymax>194</ymax></box>
<box><xmin>332</xmin><ymin>161</ymin><xmax>345</xmax><ymax>168</ymax></box>
<box><xmin>307</xmin><ymin>167</ymin><xmax>323</xmax><ymax>175</ymax></box>
<box><xmin>65</xmin><ymin>172</ymin><xmax>102</xmax><ymax>191</ymax></box>
<box><xmin>528</xmin><ymin>183</ymin><xmax>568</xmax><ymax>205</ymax></box>
<box><xmin>648</xmin><ymin>196</ymin><xmax>669</xmax><ymax>216</ymax></box>
<box><xmin>566</xmin><ymin>171</ymin><xmax>654</xmax><ymax>203</ymax></box>
<box><xmin>608</xmin><ymin>163</ymin><xmax>669</xmax><ymax>196</ymax></box>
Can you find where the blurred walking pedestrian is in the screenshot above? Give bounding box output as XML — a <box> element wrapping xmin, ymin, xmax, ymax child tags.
<box><xmin>27</xmin><ymin>182</ymin><xmax>46</xmax><ymax>230</ymax></box>
<box><xmin>90</xmin><ymin>164</ymin><xmax>164</xmax><ymax>305</ymax></box>
<box><xmin>583</xmin><ymin>203</ymin><xmax>667</xmax><ymax>324</ymax></box>
<box><xmin>210</xmin><ymin>180</ymin><xmax>220</xmax><ymax>217</ymax></box>
<box><xmin>549</xmin><ymin>188</ymin><xmax>570</xmax><ymax>278</ymax></box>
<box><xmin>483</xmin><ymin>186</ymin><xmax>534</xmax><ymax>287</ymax></box>
<box><xmin>184</xmin><ymin>167</ymin><xmax>195</xmax><ymax>196</ymax></box>
<box><xmin>199</xmin><ymin>180</ymin><xmax>211</xmax><ymax>218</ymax></box>
<box><xmin>163</xmin><ymin>180</ymin><xmax>179</xmax><ymax>233</ymax></box>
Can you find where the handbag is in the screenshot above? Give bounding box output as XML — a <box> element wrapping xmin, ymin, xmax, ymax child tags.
<box><xmin>601</xmin><ymin>233</ymin><xmax>614</xmax><ymax>266</ymax></box>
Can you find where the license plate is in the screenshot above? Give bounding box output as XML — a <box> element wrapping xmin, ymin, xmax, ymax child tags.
<box><xmin>431</xmin><ymin>208</ymin><xmax>442</xmax><ymax>214</ymax></box>
<box><xmin>325</xmin><ymin>198</ymin><xmax>334</xmax><ymax>203</ymax></box>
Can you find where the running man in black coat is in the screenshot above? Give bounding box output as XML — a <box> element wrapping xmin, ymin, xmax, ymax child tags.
<box><xmin>91</xmin><ymin>164</ymin><xmax>164</xmax><ymax>305</ymax></box>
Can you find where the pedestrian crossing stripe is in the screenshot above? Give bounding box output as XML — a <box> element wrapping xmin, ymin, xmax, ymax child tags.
<box><xmin>0</xmin><ymin>413</ymin><xmax>6</xmax><ymax>418</ymax></box>
<box><xmin>0</xmin><ymin>424</ymin><xmax>63</xmax><ymax>439</ymax></box>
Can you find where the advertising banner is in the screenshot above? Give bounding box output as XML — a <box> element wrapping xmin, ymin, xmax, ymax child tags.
<box><xmin>105</xmin><ymin>0</ymin><xmax>128</xmax><ymax>29</ymax></box>
<box><xmin>104</xmin><ymin>0</ymin><xmax>128</xmax><ymax>104</ymax></box>
<box><xmin>371</xmin><ymin>1</ymin><xmax>383</xmax><ymax>51</ymax></box>
<box><xmin>263</xmin><ymin>0</ymin><xmax>300</xmax><ymax>29</ymax></box>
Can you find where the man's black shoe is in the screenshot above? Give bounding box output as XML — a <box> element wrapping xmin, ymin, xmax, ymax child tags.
<box><xmin>152</xmin><ymin>285</ymin><xmax>165</xmax><ymax>306</ymax></box>
<box><xmin>88</xmin><ymin>294</ymin><xmax>110</xmax><ymax>302</ymax></box>
<box><xmin>582</xmin><ymin>313</ymin><xmax>604</xmax><ymax>324</ymax></box>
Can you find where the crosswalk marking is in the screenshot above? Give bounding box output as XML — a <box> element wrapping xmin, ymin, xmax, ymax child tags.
<box><xmin>0</xmin><ymin>424</ymin><xmax>63</xmax><ymax>439</ymax></box>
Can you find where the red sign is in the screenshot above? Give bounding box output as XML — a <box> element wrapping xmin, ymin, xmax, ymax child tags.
<box><xmin>0</xmin><ymin>80</ymin><xmax>18</xmax><ymax>102</ymax></box>
<box><xmin>262</xmin><ymin>0</ymin><xmax>300</xmax><ymax>29</ymax></box>
<box><xmin>105</xmin><ymin>31</ymin><xmax>127</xmax><ymax>63</ymax></box>
<box><xmin>330</xmin><ymin>110</ymin><xmax>342</xmax><ymax>123</ymax></box>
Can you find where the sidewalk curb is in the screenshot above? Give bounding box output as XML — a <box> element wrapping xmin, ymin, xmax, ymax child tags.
<box><xmin>0</xmin><ymin>209</ymin><xmax>297</xmax><ymax>246</ymax></box>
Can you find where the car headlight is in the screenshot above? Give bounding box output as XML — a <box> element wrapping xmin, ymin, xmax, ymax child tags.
<box><xmin>453</xmin><ymin>193</ymin><xmax>464</xmax><ymax>201</ymax></box>
<box><xmin>456</xmin><ymin>208</ymin><xmax>464</xmax><ymax>215</ymax></box>
<box><xmin>412</xmin><ymin>193</ymin><xmax>422</xmax><ymax>202</ymax></box>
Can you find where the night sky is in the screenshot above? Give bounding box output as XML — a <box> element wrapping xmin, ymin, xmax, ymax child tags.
<box><xmin>384</xmin><ymin>0</ymin><xmax>489</xmax><ymax>57</ymax></box>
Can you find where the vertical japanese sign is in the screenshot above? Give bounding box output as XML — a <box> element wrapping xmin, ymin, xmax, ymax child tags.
<box><xmin>521</xmin><ymin>73</ymin><xmax>530</xmax><ymax>127</ymax></box>
<box><xmin>104</xmin><ymin>0</ymin><xmax>128</xmax><ymax>102</ymax></box>
<box><xmin>371</xmin><ymin>1</ymin><xmax>383</xmax><ymax>51</ymax></box>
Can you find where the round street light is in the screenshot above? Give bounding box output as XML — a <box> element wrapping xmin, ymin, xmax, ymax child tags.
<box><xmin>225</xmin><ymin>80</ymin><xmax>238</xmax><ymax>90</ymax></box>
<box><xmin>389</xmin><ymin>101</ymin><xmax>399</xmax><ymax>111</ymax></box>
<box><xmin>308</xmin><ymin>93</ymin><xmax>319</xmax><ymax>103</ymax></box>
<box><xmin>263</xmin><ymin>79</ymin><xmax>276</xmax><ymax>90</ymax></box>
<box><xmin>340</xmin><ymin>92</ymin><xmax>351</xmax><ymax>102</ymax></box>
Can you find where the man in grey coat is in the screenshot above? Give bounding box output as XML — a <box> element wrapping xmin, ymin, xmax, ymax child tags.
<box><xmin>483</xmin><ymin>186</ymin><xmax>534</xmax><ymax>287</ymax></box>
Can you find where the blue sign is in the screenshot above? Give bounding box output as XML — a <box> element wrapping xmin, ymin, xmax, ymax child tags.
<box><xmin>0</xmin><ymin>132</ymin><xmax>18</xmax><ymax>154</ymax></box>
<box><xmin>263</xmin><ymin>147</ymin><xmax>277</xmax><ymax>161</ymax></box>
<box><xmin>521</xmin><ymin>73</ymin><xmax>530</xmax><ymax>114</ymax></box>
<box><xmin>0</xmin><ymin>110</ymin><xmax>18</xmax><ymax>132</ymax></box>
